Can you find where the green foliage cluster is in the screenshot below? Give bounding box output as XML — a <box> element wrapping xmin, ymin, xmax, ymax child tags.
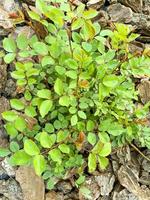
<box><xmin>1</xmin><ymin>0</ymin><xmax>150</xmax><ymax>190</ymax></box>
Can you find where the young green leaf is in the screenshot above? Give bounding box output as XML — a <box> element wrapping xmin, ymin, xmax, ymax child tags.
<box><xmin>87</xmin><ymin>132</ymin><xmax>96</xmax><ymax>146</ymax></box>
<box><xmin>59</xmin><ymin>96</ymin><xmax>70</xmax><ymax>107</ymax></box>
<box><xmin>10</xmin><ymin>141</ymin><xmax>20</xmax><ymax>152</ymax></box>
<box><xmin>33</xmin><ymin>42</ymin><xmax>48</xmax><ymax>55</ymax></box>
<box><xmin>103</xmin><ymin>75</ymin><xmax>119</xmax><ymax>88</ymax></box>
<box><xmin>71</xmin><ymin>114</ymin><xmax>78</xmax><ymax>126</ymax></box>
<box><xmin>10</xmin><ymin>150</ymin><xmax>31</xmax><ymax>165</ymax></box>
<box><xmin>14</xmin><ymin>117</ymin><xmax>27</xmax><ymax>132</ymax></box>
<box><xmin>58</xmin><ymin>144</ymin><xmax>70</xmax><ymax>154</ymax></box>
<box><xmin>40</xmin><ymin>132</ymin><xmax>56</xmax><ymax>148</ymax></box>
<box><xmin>0</xmin><ymin>148</ymin><xmax>11</xmax><ymax>157</ymax></box>
<box><xmin>54</xmin><ymin>78</ymin><xmax>63</xmax><ymax>96</ymax></box>
<box><xmin>82</xmin><ymin>9</ymin><xmax>98</xmax><ymax>19</ymax></box>
<box><xmin>99</xmin><ymin>142</ymin><xmax>111</xmax><ymax>157</ymax></box>
<box><xmin>2</xmin><ymin>111</ymin><xmax>18</xmax><ymax>122</ymax></box>
<box><xmin>24</xmin><ymin>139</ymin><xmax>40</xmax><ymax>156</ymax></box>
<box><xmin>41</xmin><ymin>56</ymin><xmax>55</xmax><ymax>66</ymax></box>
<box><xmin>37</xmin><ymin>89</ymin><xmax>51</xmax><ymax>99</ymax></box>
<box><xmin>16</xmin><ymin>34</ymin><xmax>28</xmax><ymax>50</ymax></box>
<box><xmin>49</xmin><ymin>148</ymin><xmax>62</xmax><ymax>164</ymax></box>
<box><xmin>33</xmin><ymin>155</ymin><xmax>46</xmax><ymax>176</ymax></box>
<box><xmin>4</xmin><ymin>53</ymin><xmax>16</xmax><ymax>63</ymax></box>
<box><xmin>88</xmin><ymin>153</ymin><xmax>97</xmax><ymax>173</ymax></box>
<box><xmin>3</xmin><ymin>37</ymin><xmax>16</xmax><ymax>52</ymax></box>
<box><xmin>98</xmin><ymin>156</ymin><xmax>109</xmax><ymax>170</ymax></box>
<box><xmin>78</xmin><ymin>111</ymin><xmax>87</xmax><ymax>119</ymax></box>
<box><xmin>57</xmin><ymin>130</ymin><xmax>69</xmax><ymax>142</ymax></box>
<box><xmin>39</xmin><ymin>100</ymin><xmax>53</xmax><ymax>118</ymax></box>
<box><xmin>10</xmin><ymin>99</ymin><xmax>24</xmax><ymax>110</ymax></box>
<box><xmin>5</xmin><ymin>123</ymin><xmax>18</xmax><ymax>138</ymax></box>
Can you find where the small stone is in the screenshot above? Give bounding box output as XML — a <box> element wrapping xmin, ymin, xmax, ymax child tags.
<box><xmin>118</xmin><ymin>0</ymin><xmax>143</xmax><ymax>12</ymax></box>
<box><xmin>16</xmin><ymin>166</ymin><xmax>45</xmax><ymax>200</ymax></box>
<box><xmin>113</xmin><ymin>189</ymin><xmax>138</xmax><ymax>200</ymax></box>
<box><xmin>1</xmin><ymin>158</ymin><xmax>15</xmax><ymax>177</ymax></box>
<box><xmin>95</xmin><ymin>173</ymin><xmax>115</xmax><ymax>196</ymax></box>
<box><xmin>0</xmin><ymin>165</ymin><xmax>9</xmax><ymax>180</ymax></box>
<box><xmin>56</xmin><ymin>181</ymin><xmax>72</xmax><ymax>194</ymax></box>
<box><xmin>4</xmin><ymin>79</ymin><xmax>16</xmax><ymax>97</ymax></box>
<box><xmin>107</xmin><ymin>3</ymin><xmax>133</xmax><ymax>23</ymax></box>
<box><xmin>46</xmin><ymin>191</ymin><xmax>64</xmax><ymax>200</ymax></box>
<box><xmin>0</xmin><ymin>7</ymin><xmax>13</xmax><ymax>29</ymax></box>
<box><xmin>79</xmin><ymin>176</ymin><xmax>100</xmax><ymax>200</ymax></box>
<box><xmin>3</xmin><ymin>0</ymin><xmax>16</xmax><ymax>12</ymax></box>
<box><xmin>0</xmin><ymin>65</ymin><xmax>7</xmax><ymax>93</ymax></box>
<box><xmin>138</xmin><ymin>80</ymin><xmax>150</xmax><ymax>104</ymax></box>
<box><xmin>87</xmin><ymin>0</ymin><xmax>104</xmax><ymax>9</ymax></box>
<box><xmin>0</xmin><ymin>128</ymin><xmax>8</xmax><ymax>148</ymax></box>
<box><xmin>0</xmin><ymin>179</ymin><xmax>23</xmax><ymax>200</ymax></box>
<box><xmin>0</xmin><ymin>97</ymin><xmax>10</xmax><ymax>119</ymax></box>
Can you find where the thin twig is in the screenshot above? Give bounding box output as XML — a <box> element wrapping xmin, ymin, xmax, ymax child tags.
<box><xmin>130</xmin><ymin>143</ymin><xmax>150</xmax><ymax>162</ymax></box>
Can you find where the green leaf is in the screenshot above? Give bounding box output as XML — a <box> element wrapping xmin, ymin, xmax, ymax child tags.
<box><xmin>49</xmin><ymin>148</ymin><xmax>62</xmax><ymax>164</ymax></box>
<box><xmin>41</xmin><ymin>56</ymin><xmax>55</xmax><ymax>66</ymax></box>
<box><xmin>100</xmin><ymin>30</ymin><xmax>113</xmax><ymax>37</ymax></box>
<box><xmin>78</xmin><ymin>111</ymin><xmax>86</xmax><ymax>119</ymax></box>
<box><xmin>16</xmin><ymin>34</ymin><xmax>28</xmax><ymax>50</ymax></box>
<box><xmin>57</xmin><ymin>130</ymin><xmax>69</xmax><ymax>142</ymax></box>
<box><xmin>39</xmin><ymin>100</ymin><xmax>53</xmax><ymax>118</ymax></box>
<box><xmin>10</xmin><ymin>150</ymin><xmax>31</xmax><ymax>165</ymax></box>
<box><xmin>103</xmin><ymin>75</ymin><xmax>119</xmax><ymax>88</ymax></box>
<box><xmin>71</xmin><ymin>114</ymin><xmax>78</xmax><ymax>126</ymax></box>
<box><xmin>81</xmin><ymin>21</ymin><xmax>95</xmax><ymax>41</ymax></box>
<box><xmin>25</xmin><ymin>106</ymin><xmax>37</xmax><ymax>117</ymax></box>
<box><xmin>72</xmin><ymin>18</ymin><xmax>84</xmax><ymax>30</ymax></box>
<box><xmin>58</xmin><ymin>144</ymin><xmax>70</xmax><ymax>154</ymax></box>
<box><xmin>24</xmin><ymin>90</ymin><xmax>32</xmax><ymax>101</ymax></box>
<box><xmin>54</xmin><ymin>78</ymin><xmax>63</xmax><ymax>96</ymax></box>
<box><xmin>46</xmin><ymin>6</ymin><xmax>64</xmax><ymax>27</ymax></box>
<box><xmin>4</xmin><ymin>53</ymin><xmax>16</xmax><ymax>63</ymax></box>
<box><xmin>5</xmin><ymin>123</ymin><xmax>18</xmax><ymax>138</ymax></box>
<box><xmin>83</xmin><ymin>9</ymin><xmax>98</xmax><ymax>19</ymax></box>
<box><xmin>76</xmin><ymin>175</ymin><xmax>85</xmax><ymax>185</ymax></box>
<box><xmin>55</xmin><ymin>66</ymin><xmax>66</xmax><ymax>75</ymax></box>
<box><xmin>33</xmin><ymin>42</ymin><xmax>48</xmax><ymax>55</ymax></box>
<box><xmin>49</xmin><ymin>42</ymin><xmax>61</xmax><ymax>58</ymax></box>
<box><xmin>24</xmin><ymin>139</ymin><xmax>40</xmax><ymax>156</ymax></box>
<box><xmin>10</xmin><ymin>99</ymin><xmax>24</xmax><ymax>110</ymax></box>
<box><xmin>2</xmin><ymin>111</ymin><xmax>18</xmax><ymax>122</ymax></box>
<box><xmin>99</xmin><ymin>132</ymin><xmax>110</xmax><ymax>143</ymax></box>
<box><xmin>45</xmin><ymin>123</ymin><xmax>54</xmax><ymax>133</ymax></box>
<box><xmin>11</xmin><ymin>70</ymin><xmax>25</xmax><ymax>79</ymax></box>
<box><xmin>28</xmin><ymin>10</ymin><xmax>40</xmax><ymax>21</ymax></box>
<box><xmin>66</xmin><ymin>70</ymin><xmax>77</xmax><ymax>79</ymax></box>
<box><xmin>98</xmin><ymin>156</ymin><xmax>109</xmax><ymax>170</ymax></box>
<box><xmin>65</xmin><ymin>59</ymin><xmax>78</xmax><ymax>69</ymax></box>
<box><xmin>0</xmin><ymin>148</ymin><xmax>11</xmax><ymax>157</ymax></box>
<box><xmin>3</xmin><ymin>37</ymin><xmax>16</xmax><ymax>52</ymax></box>
<box><xmin>99</xmin><ymin>142</ymin><xmax>111</xmax><ymax>157</ymax></box>
<box><xmin>86</xmin><ymin>120</ymin><xmax>95</xmax><ymax>131</ymax></box>
<box><xmin>59</xmin><ymin>96</ymin><xmax>70</xmax><ymax>107</ymax></box>
<box><xmin>40</xmin><ymin>132</ymin><xmax>56</xmax><ymax>148</ymax></box>
<box><xmin>14</xmin><ymin>117</ymin><xmax>27</xmax><ymax>132</ymax></box>
<box><xmin>10</xmin><ymin>141</ymin><xmax>20</xmax><ymax>152</ymax></box>
<box><xmin>87</xmin><ymin>132</ymin><xmax>96</xmax><ymax>146</ymax></box>
<box><xmin>88</xmin><ymin>153</ymin><xmax>97</xmax><ymax>173</ymax></box>
<box><xmin>33</xmin><ymin>155</ymin><xmax>46</xmax><ymax>176</ymax></box>
<box><xmin>37</xmin><ymin>89</ymin><xmax>51</xmax><ymax>99</ymax></box>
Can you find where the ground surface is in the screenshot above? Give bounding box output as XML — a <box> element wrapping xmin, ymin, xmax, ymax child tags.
<box><xmin>0</xmin><ymin>0</ymin><xmax>150</xmax><ymax>199</ymax></box>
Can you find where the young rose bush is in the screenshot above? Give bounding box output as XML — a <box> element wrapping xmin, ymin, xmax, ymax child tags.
<box><xmin>1</xmin><ymin>0</ymin><xmax>150</xmax><ymax>190</ymax></box>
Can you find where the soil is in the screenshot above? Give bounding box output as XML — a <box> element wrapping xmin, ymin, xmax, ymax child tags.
<box><xmin>0</xmin><ymin>0</ymin><xmax>150</xmax><ymax>199</ymax></box>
